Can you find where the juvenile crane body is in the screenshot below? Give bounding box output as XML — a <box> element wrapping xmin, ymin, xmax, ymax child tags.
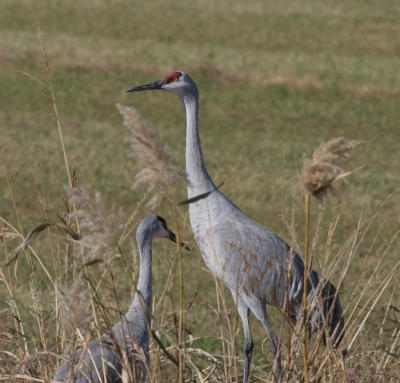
<box><xmin>128</xmin><ymin>72</ymin><xmax>344</xmax><ymax>382</ymax></box>
<box><xmin>52</xmin><ymin>215</ymin><xmax>187</xmax><ymax>383</ymax></box>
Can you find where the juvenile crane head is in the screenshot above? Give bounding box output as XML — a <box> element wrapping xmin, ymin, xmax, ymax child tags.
<box><xmin>127</xmin><ymin>71</ymin><xmax>198</xmax><ymax>99</ymax></box>
<box><xmin>139</xmin><ymin>215</ymin><xmax>190</xmax><ymax>250</ymax></box>
<box><xmin>307</xmin><ymin>271</ymin><xmax>344</xmax><ymax>348</ymax></box>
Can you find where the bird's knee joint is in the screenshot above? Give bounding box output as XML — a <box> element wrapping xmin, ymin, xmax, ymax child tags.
<box><xmin>244</xmin><ymin>339</ymin><xmax>254</xmax><ymax>354</ymax></box>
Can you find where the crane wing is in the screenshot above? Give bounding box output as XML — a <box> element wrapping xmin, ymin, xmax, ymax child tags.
<box><xmin>193</xmin><ymin>196</ymin><xmax>305</xmax><ymax>309</ymax></box>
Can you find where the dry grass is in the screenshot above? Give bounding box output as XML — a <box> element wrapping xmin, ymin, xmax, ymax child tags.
<box><xmin>58</xmin><ymin>273</ymin><xmax>91</xmax><ymax>350</ymax></box>
<box><xmin>66</xmin><ymin>186</ymin><xmax>124</xmax><ymax>265</ymax></box>
<box><xmin>1</xmin><ymin>115</ymin><xmax>399</xmax><ymax>382</ymax></box>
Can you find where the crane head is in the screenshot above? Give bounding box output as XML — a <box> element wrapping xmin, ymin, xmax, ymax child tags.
<box><xmin>307</xmin><ymin>271</ymin><xmax>344</xmax><ymax>348</ymax></box>
<box><xmin>156</xmin><ymin>215</ymin><xmax>190</xmax><ymax>251</ymax></box>
<box><xmin>142</xmin><ymin>215</ymin><xmax>189</xmax><ymax>250</ymax></box>
<box><xmin>127</xmin><ymin>71</ymin><xmax>198</xmax><ymax>98</ymax></box>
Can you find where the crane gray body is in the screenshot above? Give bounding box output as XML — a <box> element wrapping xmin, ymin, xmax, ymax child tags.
<box><xmin>52</xmin><ymin>323</ymin><xmax>147</xmax><ymax>383</ymax></box>
<box><xmin>128</xmin><ymin>72</ymin><xmax>344</xmax><ymax>382</ymax></box>
<box><xmin>189</xmin><ymin>188</ymin><xmax>304</xmax><ymax>307</ymax></box>
<box><xmin>52</xmin><ymin>215</ymin><xmax>182</xmax><ymax>383</ymax></box>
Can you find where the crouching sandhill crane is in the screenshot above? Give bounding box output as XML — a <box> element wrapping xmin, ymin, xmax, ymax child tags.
<box><xmin>52</xmin><ymin>215</ymin><xmax>189</xmax><ymax>383</ymax></box>
<box><xmin>128</xmin><ymin>72</ymin><xmax>344</xmax><ymax>382</ymax></box>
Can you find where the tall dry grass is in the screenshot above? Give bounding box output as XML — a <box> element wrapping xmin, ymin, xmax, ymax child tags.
<box><xmin>295</xmin><ymin>137</ymin><xmax>363</xmax><ymax>383</ymax></box>
<box><xmin>1</xmin><ymin>107</ymin><xmax>399</xmax><ymax>382</ymax></box>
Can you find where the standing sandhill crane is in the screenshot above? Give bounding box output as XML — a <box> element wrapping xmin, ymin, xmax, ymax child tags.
<box><xmin>128</xmin><ymin>72</ymin><xmax>344</xmax><ymax>382</ymax></box>
<box><xmin>52</xmin><ymin>215</ymin><xmax>189</xmax><ymax>383</ymax></box>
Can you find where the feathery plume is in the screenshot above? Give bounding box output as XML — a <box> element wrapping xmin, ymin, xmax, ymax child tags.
<box><xmin>58</xmin><ymin>273</ymin><xmax>91</xmax><ymax>336</ymax></box>
<box><xmin>0</xmin><ymin>225</ymin><xmax>20</xmax><ymax>242</ymax></box>
<box><xmin>65</xmin><ymin>186</ymin><xmax>123</xmax><ymax>265</ymax></box>
<box><xmin>295</xmin><ymin>137</ymin><xmax>363</xmax><ymax>200</ymax></box>
<box><xmin>117</xmin><ymin>104</ymin><xmax>187</xmax><ymax>207</ymax></box>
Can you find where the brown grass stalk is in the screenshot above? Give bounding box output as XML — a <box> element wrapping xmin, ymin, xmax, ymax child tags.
<box><xmin>34</xmin><ymin>15</ymin><xmax>72</xmax><ymax>189</ymax></box>
<box><xmin>302</xmin><ymin>192</ymin><xmax>310</xmax><ymax>383</ymax></box>
<box><xmin>170</xmin><ymin>201</ymin><xmax>185</xmax><ymax>383</ymax></box>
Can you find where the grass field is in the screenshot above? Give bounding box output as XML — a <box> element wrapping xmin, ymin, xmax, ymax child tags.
<box><xmin>1</xmin><ymin>0</ymin><xmax>400</xmax><ymax>381</ymax></box>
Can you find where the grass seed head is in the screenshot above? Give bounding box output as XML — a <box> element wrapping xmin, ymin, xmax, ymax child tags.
<box><xmin>296</xmin><ymin>137</ymin><xmax>363</xmax><ymax>199</ymax></box>
<box><xmin>65</xmin><ymin>186</ymin><xmax>123</xmax><ymax>265</ymax></box>
<box><xmin>117</xmin><ymin>104</ymin><xmax>187</xmax><ymax>207</ymax></box>
<box><xmin>58</xmin><ymin>273</ymin><xmax>91</xmax><ymax>336</ymax></box>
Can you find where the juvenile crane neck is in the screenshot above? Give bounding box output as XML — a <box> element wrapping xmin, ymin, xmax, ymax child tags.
<box><xmin>183</xmin><ymin>94</ymin><xmax>216</xmax><ymax>198</ymax></box>
<box><xmin>126</xmin><ymin>231</ymin><xmax>152</xmax><ymax>327</ymax></box>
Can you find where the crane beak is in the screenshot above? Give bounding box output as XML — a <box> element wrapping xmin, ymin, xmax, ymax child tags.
<box><xmin>167</xmin><ymin>230</ymin><xmax>190</xmax><ymax>251</ymax></box>
<box><xmin>127</xmin><ymin>79</ymin><xmax>164</xmax><ymax>92</ymax></box>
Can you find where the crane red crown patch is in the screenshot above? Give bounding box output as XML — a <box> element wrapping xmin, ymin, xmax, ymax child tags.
<box><xmin>165</xmin><ymin>71</ymin><xmax>182</xmax><ymax>83</ymax></box>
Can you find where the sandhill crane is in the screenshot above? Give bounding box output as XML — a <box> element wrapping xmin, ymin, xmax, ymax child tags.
<box><xmin>127</xmin><ymin>72</ymin><xmax>344</xmax><ymax>382</ymax></box>
<box><xmin>52</xmin><ymin>215</ymin><xmax>189</xmax><ymax>383</ymax></box>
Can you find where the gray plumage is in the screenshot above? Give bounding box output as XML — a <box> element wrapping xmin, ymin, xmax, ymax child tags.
<box><xmin>52</xmin><ymin>215</ymin><xmax>183</xmax><ymax>383</ymax></box>
<box><xmin>128</xmin><ymin>72</ymin><xmax>344</xmax><ymax>382</ymax></box>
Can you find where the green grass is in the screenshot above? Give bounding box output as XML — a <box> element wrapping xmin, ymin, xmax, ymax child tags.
<box><xmin>1</xmin><ymin>0</ymin><xmax>400</xmax><ymax>381</ymax></box>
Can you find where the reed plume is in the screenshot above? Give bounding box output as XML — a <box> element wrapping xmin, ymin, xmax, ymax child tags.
<box><xmin>296</xmin><ymin>137</ymin><xmax>363</xmax><ymax>200</ymax></box>
<box><xmin>117</xmin><ymin>104</ymin><xmax>187</xmax><ymax>207</ymax></box>
<box><xmin>65</xmin><ymin>186</ymin><xmax>123</xmax><ymax>265</ymax></box>
<box><xmin>58</xmin><ymin>273</ymin><xmax>91</xmax><ymax>339</ymax></box>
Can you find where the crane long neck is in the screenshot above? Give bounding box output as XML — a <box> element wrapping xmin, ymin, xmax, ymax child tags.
<box><xmin>183</xmin><ymin>93</ymin><xmax>216</xmax><ymax>198</ymax></box>
<box><xmin>126</xmin><ymin>231</ymin><xmax>152</xmax><ymax>326</ymax></box>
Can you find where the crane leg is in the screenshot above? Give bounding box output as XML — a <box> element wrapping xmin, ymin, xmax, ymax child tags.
<box><xmin>232</xmin><ymin>293</ymin><xmax>253</xmax><ymax>383</ymax></box>
<box><xmin>244</xmin><ymin>297</ymin><xmax>282</xmax><ymax>382</ymax></box>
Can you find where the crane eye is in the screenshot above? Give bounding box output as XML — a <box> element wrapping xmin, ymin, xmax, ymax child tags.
<box><xmin>156</xmin><ymin>215</ymin><xmax>168</xmax><ymax>230</ymax></box>
<box><xmin>165</xmin><ymin>71</ymin><xmax>182</xmax><ymax>84</ymax></box>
